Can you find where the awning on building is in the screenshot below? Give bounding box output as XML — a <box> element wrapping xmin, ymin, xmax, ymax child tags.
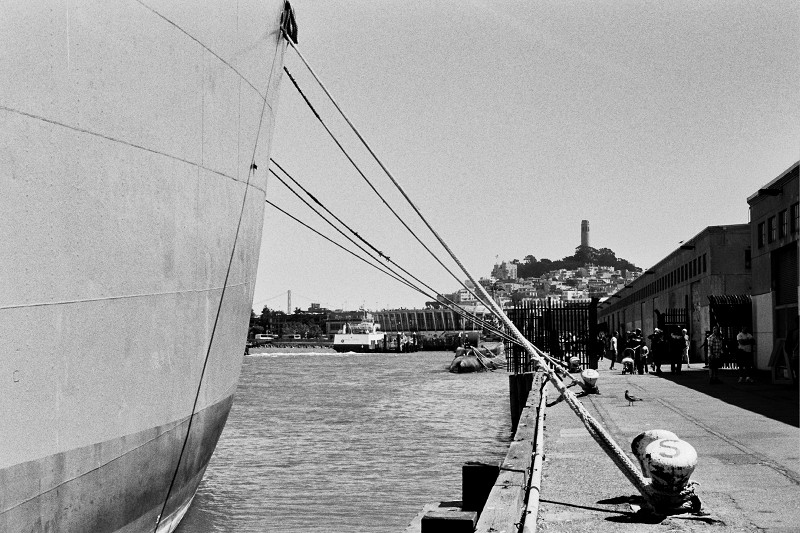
<box><xmin>708</xmin><ymin>294</ymin><xmax>752</xmax><ymax>329</ymax></box>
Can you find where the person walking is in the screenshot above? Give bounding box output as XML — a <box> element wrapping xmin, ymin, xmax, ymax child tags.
<box><xmin>682</xmin><ymin>328</ymin><xmax>691</xmax><ymax>369</ymax></box>
<box><xmin>608</xmin><ymin>330</ymin><xmax>619</xmax><ymax>369</ymax></box>
<box><xmin>736</xmin><ymin>326</ymin><xmax>755</xmax><ymax>383</ymax></box>
<box><xmin>707</xmin><ymin>326</ymin><xmax>723</xmax><ymax>383</ymax></box>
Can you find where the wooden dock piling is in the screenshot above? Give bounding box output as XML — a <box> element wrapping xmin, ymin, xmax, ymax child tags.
<box><xmin>406</xmin><ymin>371</ymin><xmax>548</xmax><ymax>533</ymax></box>
<box><xmin>509</xmin><ymin>371</ymin><xmax>535</xmax><ymax>432</ymax></box>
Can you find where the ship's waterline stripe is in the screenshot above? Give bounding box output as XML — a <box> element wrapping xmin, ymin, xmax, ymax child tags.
<box><xmin>0</xmin><ymin>281</ymin><xmax>250</xmax><ymax>311</ymax></box>
<box><xmin>0</xmin><ymin>394</ymin><xmax>235</xmax><ymax>530</ymax></box>
<box><xmin>1</xmin><ymin>419</ymin><xmax>182</xmax><ymax>514</ymax></box>
<box><xmin>0</xmin><ymin>105</ymin><xmax>268</xmax><ymax>193</ymax></box>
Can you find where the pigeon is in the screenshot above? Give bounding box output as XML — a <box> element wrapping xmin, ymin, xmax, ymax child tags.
<box><xmin>625</xmin><ymin>390</ymin><xmax>643</xmax><ymax>406</ymax></box>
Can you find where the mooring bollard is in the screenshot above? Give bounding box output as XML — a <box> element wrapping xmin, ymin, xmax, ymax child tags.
<box><xmin>643</xmin><ymin>438</ymin><xmax>700</xmax><ymax>513</ymax></box>
<box><xmin>631</xmin><ymin>429</ymin><xmax>678</xmax><ymax>477</ymax></box>
<box><xmin>580</xmin><ymin>368</ymin><xmax>599</xmax><ymax>390</ymax></box>
<box><xmin>644</xmin><ymin>439</ymin><xmax>698</xmax><ymax>492</ymax></box>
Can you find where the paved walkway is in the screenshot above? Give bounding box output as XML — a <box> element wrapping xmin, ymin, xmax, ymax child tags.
<box><xmin>535</xmin><ymin>365</ymin><xmax>799</xmax><ymax>532</ymax></box>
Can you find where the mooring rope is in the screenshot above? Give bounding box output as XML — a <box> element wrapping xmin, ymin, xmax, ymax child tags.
<box><xmin>264</xmin><ymin>195</ymin><xmax>523</xmax><ymax>351</ymax></box>
<box><xmin>266</xmin><ymin>160</ymin><xmax>531</xmax><ymax>348</ymax></box>
<box><xmin>281</xmin><ymin>33</ymin><xmax>657</xmax><ymax>508</ymax></box>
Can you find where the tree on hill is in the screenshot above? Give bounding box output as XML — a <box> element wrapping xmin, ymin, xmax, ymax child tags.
<box><xmin>513</xmin><ymin>246</ymin><xmax>640</xmax><ymax>278</ymax></box>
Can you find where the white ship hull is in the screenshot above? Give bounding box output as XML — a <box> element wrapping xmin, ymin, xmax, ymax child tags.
<box><xmin>0</xmin><ymin>2</ymin><xmax>290</xmax><ymax>531</ymax></box>
<box><xmin>333</xmin><ymin>332</ymin><xmax>387</xmax><ymax>352</ymax></box>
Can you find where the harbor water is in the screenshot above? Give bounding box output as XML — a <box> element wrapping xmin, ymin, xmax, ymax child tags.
<box><xmin>176</xmin><ymin>349</ymin><xmax>512</xmax><ymax>532</ymax></box>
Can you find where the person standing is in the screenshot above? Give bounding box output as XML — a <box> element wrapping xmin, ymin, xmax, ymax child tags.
<box><xmin>736</xmin><ymin>326</ymin><xmax>755</xmax><ymax>383</ymax></box>
<box><xmin>669</xmin><ymin>327</ymin><xmax>684</xmax><ymax>374</ymax></box>
<box><xmin>609</xmin><ymin>330</ymin><xmax>619</xmax><ymax>369</ymax></box>
<box><xmin>649</xmin><ymin>329</ymin><xmax>666</xmax><ymax>375</ymax></box>
<box><xmin>707</xmin><ymin>326</ymin><xmax>723</xmax><ymax>383</ymax></box>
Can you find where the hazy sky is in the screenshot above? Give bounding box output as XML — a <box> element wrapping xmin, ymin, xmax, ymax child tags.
<box><xmin>255</xmin><ymin>0</ymin><xmax>799</xmax><ymax>313</ymax></box>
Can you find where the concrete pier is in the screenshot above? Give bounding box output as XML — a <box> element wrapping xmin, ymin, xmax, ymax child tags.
<box><xmin>536</xmin><ymin>366</ymin><xmax>799</xmax><ymax>532</ymax></box>
<box><xmin>406</xmin><ymin>365</ymin><xmax>799</xmax><ymax>532</ymax></box>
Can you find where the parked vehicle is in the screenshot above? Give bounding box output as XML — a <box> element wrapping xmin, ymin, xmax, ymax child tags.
<box><xmin>253</xmin><ymin>334</ymin><xmax>275</xmax><ymax>346</ymax></box>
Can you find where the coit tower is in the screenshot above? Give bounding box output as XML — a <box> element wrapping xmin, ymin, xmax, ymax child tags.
<box><xmin>581</xmin><ymin>220</ymin><xmax>590</xmax><ymax>248</ymax></box>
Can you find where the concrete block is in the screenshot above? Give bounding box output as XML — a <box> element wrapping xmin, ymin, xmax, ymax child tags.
<box><xmin>421</xmin><ymin>509</ymin><xmax>477</xmax><ymax>533</ymax></box>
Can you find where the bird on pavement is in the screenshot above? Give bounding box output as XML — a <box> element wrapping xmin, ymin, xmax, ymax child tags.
<box><xmin>625</xmin><ymin>390</ymin><xmax>643</xmax><ymax>406</ymax></box>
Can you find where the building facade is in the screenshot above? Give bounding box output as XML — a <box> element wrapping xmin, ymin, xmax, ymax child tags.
<box><xmin>747</xmin><ymin>162</ymin><xmax>799</xmax><ymax>371</ymax></box>
<box><xmin>598</xmin><ymin>225</ymin><xmax>751</xmax><ymax>360</ymax></box>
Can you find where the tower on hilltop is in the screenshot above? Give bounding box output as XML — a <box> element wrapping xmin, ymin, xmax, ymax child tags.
<box><xmin>581</xmin><ymin>220</ymin><xmax>590</xmax><ymax>248</ymax></box>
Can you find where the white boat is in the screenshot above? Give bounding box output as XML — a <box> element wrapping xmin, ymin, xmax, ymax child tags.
<box><xmin>0</xmin><ymin>2</ymin><xmax>294</xmax><ymax>531</ymax></box>
<box><xmin>333</xmin><ymin>320</ymin><xmax>387</xmax><ymax>353</ymax></box>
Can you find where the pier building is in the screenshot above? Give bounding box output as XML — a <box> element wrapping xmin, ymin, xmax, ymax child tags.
<box><xmin>372</xmin><ymin>307</ymin><xmax>491</xmax><ymax>334</ymax></box>
<box><xmin>597</xmin><ymin>224</ymin><xmax>751</xmax><ymax>361</ymax></box>
<box><xmin>599</xmin><ymin>161</ymin><xmax>799</xmax><ymax>376</ymax></box>
<box><xmin>747</xmin><ymin>161</ymin><xmax>799</xmax><ymax>375</ymax></box>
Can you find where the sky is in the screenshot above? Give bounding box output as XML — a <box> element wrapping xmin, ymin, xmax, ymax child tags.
<box><xmin>254</xmin><ymin>0</ymin><xmax>799</xmax><ymax>313</ymax></box>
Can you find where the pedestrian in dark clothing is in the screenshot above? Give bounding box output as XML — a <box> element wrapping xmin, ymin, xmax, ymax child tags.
<box><xmin>669</xmin><ymin>327</ymin><xmax>685</xmax><ymax>374</ymax></box>
<box><xmin>648</xmin><ymin>328</ymin><xmax>666</xmax><ymax>375</ymax></box>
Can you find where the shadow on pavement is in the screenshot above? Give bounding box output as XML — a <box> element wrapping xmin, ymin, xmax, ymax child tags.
<box><xmin>650</xmin><ymin>367</ymin><xmax>798</xmax><ymax>427</ymax></box>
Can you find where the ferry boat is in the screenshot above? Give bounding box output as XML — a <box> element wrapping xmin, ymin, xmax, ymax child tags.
<box><xmin>333</xmin><ymin>320</ymin><xmax>387</xmax><ymax>353</ymax></box>
<box><xmin>0</xmin><ymin>2</ymin><xmax>295</xmax><ymax>532</ymax></box>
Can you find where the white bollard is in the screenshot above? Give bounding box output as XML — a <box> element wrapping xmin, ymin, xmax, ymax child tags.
<box><xmin>643</xmin><ymin>438</ymin><xmax>698</xmax><ymax>494</ymax></box>
<box><xmin>631</xmin><ymin>430</ymin><xmax>678</xmax><ymax>477</ymax></box>
<box><xmin>580</xmin><ymin>368</ymin><xmax>599</xmax><ymax>389</ymax></box>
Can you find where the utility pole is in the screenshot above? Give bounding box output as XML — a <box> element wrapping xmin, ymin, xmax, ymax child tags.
<box><xmin>287</xmin><ymin>290</ymin><xmax>291</xmax><ymax>314</ymax></box>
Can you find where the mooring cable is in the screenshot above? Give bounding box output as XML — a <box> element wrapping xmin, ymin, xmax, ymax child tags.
<box><xmin>263</xmin><ymin>188</ymin><xmax>561</xmax><ymax>361</ymax></box>
<box><xmin>281</xmin><ymin>33</ymin><xmax>657</xmax><ymax>508</ymax></box>
<box><xmin>265</xmin><ymin>199</ymin><xmax>419</xmax><ymax>294</ymax></box>
<box><xmin>270</xmin><ymin>159</ymin><xmax>495</xmax><ymax>318</ymax></box>
<box><xmin>266</xmin><ymin>160</ymin><xmax>528</xmax><ymax>349</ymax></box>
<box><xmin>263</xmin><ymin>196</ymin><xmax>522</xmax><ymax>348</ymax></box>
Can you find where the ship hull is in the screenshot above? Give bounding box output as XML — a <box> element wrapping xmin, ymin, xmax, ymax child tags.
<box><xmin>0</xmin><ymin>1</ymin><xmax>289</xmax><ymax>531</ymax></box>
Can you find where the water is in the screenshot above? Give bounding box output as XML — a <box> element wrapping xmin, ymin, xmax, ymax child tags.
<box><xmin>176</xmin><ymin>349</ymin><xmax>512</xmax><ymax>532</ymax></box>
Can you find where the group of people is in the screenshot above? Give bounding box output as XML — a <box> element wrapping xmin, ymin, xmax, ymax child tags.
<box><xmin>600</xmin><ymin>327</ymin><xmax>689</xmax><ymax>375</ymax></box>
<box><xmin>598</xmin><ymin>326</ymin><xmax>756</xmax><ymax>384</ymax></box>
<box><xmin>704</xmin><ymin>325</ymin><xmax>755</xmax><ymax>384</ymax></box>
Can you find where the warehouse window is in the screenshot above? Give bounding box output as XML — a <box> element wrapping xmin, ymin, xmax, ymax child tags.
<box><xmin>791</xmin><ymin>203</ymin><xmax>799</xmax><ymax>234</ymax></box>
<box><xmin>767</xmin><ymin>217</ymin><xmax>776</xmax><ymax>243</ymax></box>
<box><xmin>779</xmin><ymin>210</ymin><xmax>787</xmax><ymax>238</ymax></box>
<box><xmin>757</xmin><ymin>222</ymin><xmax>765</xmax><ymax>248</ymax></box>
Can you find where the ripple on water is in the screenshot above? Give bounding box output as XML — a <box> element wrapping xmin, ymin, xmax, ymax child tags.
<box><xmin>177</xmin><ymin>350</ymin><xmax>511</xmax><ymax>533</ymax></box>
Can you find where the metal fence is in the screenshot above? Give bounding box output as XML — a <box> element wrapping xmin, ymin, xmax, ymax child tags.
<box><xmin>505</xmin><ymin>298</ymin><xmax>599</xmax><ymax>373</ymax></box>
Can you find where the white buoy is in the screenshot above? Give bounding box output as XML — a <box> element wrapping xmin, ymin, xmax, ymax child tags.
<box><xmin>644</xmin><ymin>438</ymin><xmax>698</xmax><ymax>493</ymax></box>
<box><xmin>580</xmin><ymin>368</ymin><xmax>599</xmax><ymax>388</ymax></box>
<box><xmin>631</xmin><ymin>430</ymin><xmax>679</xmax><ymax>476</ymax></box>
